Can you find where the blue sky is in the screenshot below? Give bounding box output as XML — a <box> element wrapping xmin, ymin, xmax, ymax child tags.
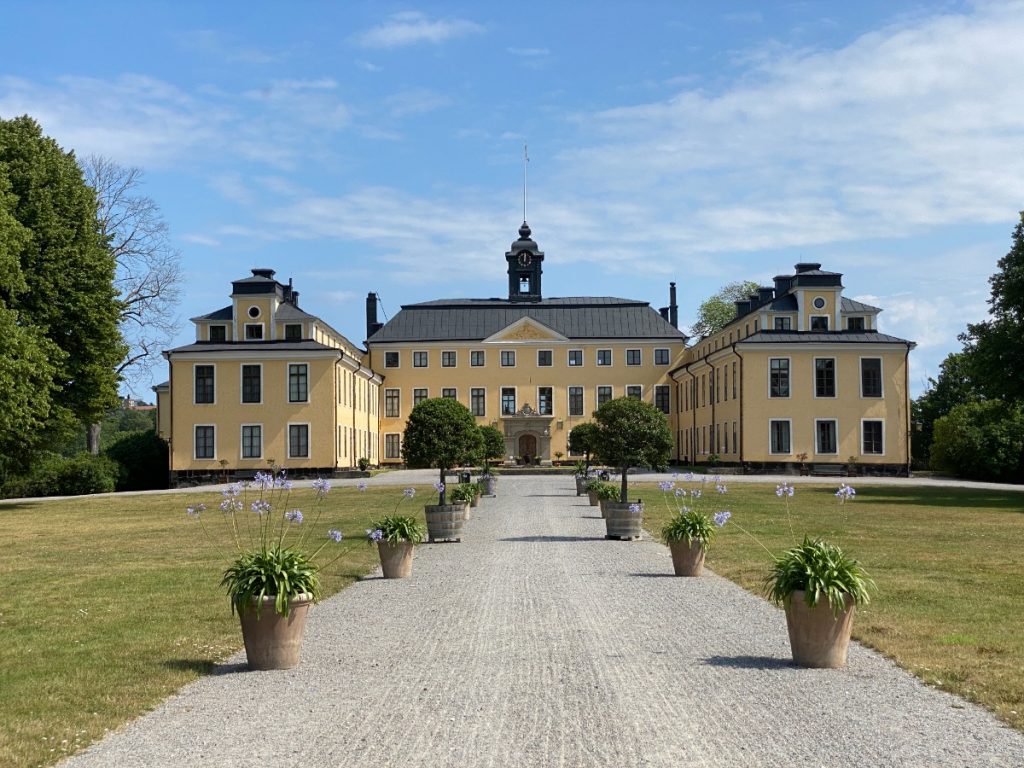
<box><xmin>3</xmin><ymin>1</ymin><xmax>1023</xmax><ymax>399</ymax></box>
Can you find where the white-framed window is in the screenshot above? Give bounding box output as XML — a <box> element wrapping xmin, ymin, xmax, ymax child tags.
<box><xmin>384</xmin><ymin>352</ymin><xmax>399</xmax><ymax>368</ymax></box>
<box><xmin>471</xmin><ymin>350</ymin><xmax>485</xmax><ymax>367</ymax></box>
<box><xmin>862</xmin><ymin>420</ymin><xmax>884</xmax><ymax>455</ymax></box>
<box><xmin>769</xmin><ymin>419</ymin><xmax>791</xmax><ymax>455</ymax></box>
<box><xmin>626</xmin><ymin>349</ymin><xmax>641</xmax><ymax>366</ymax></box>
<box><xmin>501</xmin><ymin>387</ymin><xmax>517</xmax><ymax>415</ymax></box>
<box><xmin>814</xmin><ymin>358</ymin><xmax>836</xmax><ymax>398</ymax></box>
<box><xmin>194</xmin><ymin>364</ymin><xmax>215</xmax><ymax>404</ymax></box>
<box><xmin>654</xmin><ymin>348</ymin><xmax>670</xmax><ymax>365</ymax></box>
<box><xmin>384</xmin><ymin>388</ymin><xmax>400</xmax><ymax>418</ymax></box>
<box><xmin>597</xmin><ymin>385</ymin><xmax>612</xmax><ymax>406</ymax></box>
<box><xmin>861</xmin><ymin>357</ymin><xmax>883</xmax><ymax>398</ymax></box>
<box><xmin>385</xmin><ymin>433</ymin><xmax>401</xmax><ymax>459</ymax></box>
<box><xmin>241</xmin><ymin>424</ymin><xmax>262</xmax><ymax>459</ymax></box>
<box><xmin>815</xmin><ymin>419</ymin><xmax>838</xmax><ymax>454</ymax></box>
<box><xmin>194</xmin><ymin>425</ymin><xmax>216</xmax><ymax>459</ymax></box>
<box><xmin>810</xmin><ymin>315</ymin><xmax>829</xmax><ymax>331</ymax></box>
<box><xmin>626</xmin><ymin>385</ymin><xmax>642</xmax><ymax>399</ymax></box>
<box><xmin>288</xmin><ymin>423</ymin><xmax>310</xmax><ymax>459</ymax></box>
<box><xmin>655</xmin><ymin>385</ymin><xmax>670</xmax><ymax>414</ymax></box>
<box><xmin>537</xmin><ymin>350</ymin><xmax>553</xmax><ymax>367</ymax></box>
<box><xmin>413</xmin><ymin>351</ymin><xmax>428</xmax><ymax>368</ymax></box>
<box><xmin>244</xmin><ymin>323</ymin><xmax>264</xmax><ymax>340</ymax></box>
<box><xmin>568</xmin><ymin>349</ymin><xmax>583</xmax><ymax>367</ymax></box>
<box><xmin>288</xmin><ymin>363</ymin><xmax>308</xmax><ymax>402</ymax></box>
<box><xmin>501</xmin><ymin>350</ymin><xmax>516</xmax><ymax>367</ymax></box>
<box><xmin>596</xmin><ymin>349</ymin><xmax>612</xmax><ymax>366</ymax></box>
<box><xmin>413</xmin><ymin>388</ymin><xmax>428</xmax><ymax>406</ymax></box>
<box><xmin>247</xmin><ymin>305</ymin><xmax>261</xmax><ymax>319</ymax></box>
<box><xmin>769</xmin><ymin>358</ymin><xmax>790</xmax><ymax>398</ymax></box>
<box><xmin>241</xmin><ymin>364</ymin><xmax>262</xmax><ymax>404</ymax></box>
<box><xmin>568</xmin><ymin>386</ymin><xmax>584</xmax><ymax>416</ymax></box>
<box><xmin>537</xmin><ymin>386</ymin><xmax>553</xmax><ymax>415</ymax></box>
<box><xmin>441</xmin><ymin>351</ymin><xmax>456</xmax><ymax>368</ymax></box>
<box><xmin>471</xmin><ymin>388</ymin><xmax>486</xmax><ymax>416</ymax></box>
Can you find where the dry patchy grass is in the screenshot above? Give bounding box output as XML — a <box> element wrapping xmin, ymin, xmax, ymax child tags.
<box><xmin>0</xmin><ymin>484</ymin><xmax>426</xmax><ymax>768</ymax></box>
<box><xmin>639</xmin><ymin>480</ymin><xmax>1024</xmax><ymax>731</ymax></box>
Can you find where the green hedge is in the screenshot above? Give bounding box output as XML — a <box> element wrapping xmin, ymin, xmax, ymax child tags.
<box><xmin>2</xmin><ymin>453</ymin><xmax>121</xmax><ymax>498</ymax></box>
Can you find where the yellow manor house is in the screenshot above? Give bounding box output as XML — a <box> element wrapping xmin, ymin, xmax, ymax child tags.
<box><xmin>154</xmin><ymin>222</ymin><xmax>915</xmax><ymax>483</ymax></box>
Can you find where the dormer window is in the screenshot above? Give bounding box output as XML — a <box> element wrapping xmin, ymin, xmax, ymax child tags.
<box><xmin>773</xmin><ymin>317</ymin><xmax>792</xmax><ymax>331</ymax></box>
<box><xmin>847</xmin><ymin>316</ymin><xmax>865</xmax><ymax>331</ymax></box>
<box><xmin>209</xmin><ymin>325</ymin><xmax>227</xmax><ymax>342</ymax></box>
<box><xmin>285</xmin><ymin>323</ymin><xmax>302</xmax><ymax>341</ymax></box>
<box><xmin>245</xmin><ymin>323</ymin><xmax>264</xmax><ymax>340</ymax></box>
<box><xmin>810</xmin><ymin>316</ymin><xmax>829</xmax><ymax>331</ymax></box>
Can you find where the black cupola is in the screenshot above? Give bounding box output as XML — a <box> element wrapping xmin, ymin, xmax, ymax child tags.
<box><xmin>505</xmin><ymin>221</ymin><xmax>544</xmax><ymax>302</ymax></box>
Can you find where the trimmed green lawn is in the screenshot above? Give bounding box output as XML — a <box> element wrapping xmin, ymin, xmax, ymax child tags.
<box><xmin>0</xmin><ymin>484</ymin><xmax>425</xmax><ymax>768</ymax></box>
<box><xmin>638</xmin><ymin>480</ymin><xmax>1024</xmax><ymax>731</ymax></box>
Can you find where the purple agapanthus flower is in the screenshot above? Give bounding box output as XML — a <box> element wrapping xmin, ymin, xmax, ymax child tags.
<box><xmin>251</xmin><ymin>499</ymin><xmax>272</xmax><ymax>515</ymax></box>
<box><xmin>219</xmin><ymin>498</ymin><xmax>241</xmax><ymax>514</ymax></box>
<box><xmin>356</xmin><ymin>481</ymin><xmax>368</xmax><ymax>492</ymax></box>
<box><xmin>327</xmin><ymin>529</ymin><xmax>343</xmax><ymax>542</ymax></box>
<box><xmin>715</xmin><ymin>482</ymin><xmax>728</xmax><ymax>494</ymax></box>
<box><xmin>658</xmin><ymin>480</ymin><xmax>675</xmax><ymax>492</ymax></box>
<box><xmin>691</xmin><ymin>489</ymin><xmax>702</xmax><ymax>500</ymax></box>
<box><xmin>285</xmin><ymin>509</ymin><xmax>303</xmax><ymax>524</ymax></box>
<box><xmin>836</xmin><ymin>484</ymin><xmax>856</xmax><ymax>502</ymax></box>
<box><xmin>628</xmin><ymin>502</ymin><xmax>642</xmax><ymax>514</ymax></box>
<box><xmin>714</xmin><ymin>511</ymin><xmax>732</xmax><ymax>527</ymax></box>
<box><xmin>186</xmin><ymin>503</ymin><xmax>206</xmax><ymax>517</ymax></box>
<box><xmin>683</xmin><ymin>472</ymin><xmax>695</xmax><ymax>482</ymax></box>
<box><xmin>403</xmin><ymin>487</ymin><xmax>416</xmax><ymax>499</ymax></box>
<box><xmin>253</xmin><ymin>471</ymin><xmax>274</xmax><ymax>490</ymax></box>
<box><xmin>433</xmin><ymin>481</ymin><xmax>445</xmax><ymax>494</ymax></box>
<box><xmin>776</xmin><ymin>482</ymin><xmax>795</xmax><ymax>498</ymax></box>
<box><xmin>674</xmin><ymin>488</ymin><xmax>686</xmax><ymax>498</ymax></box>
<box><xmin>367</xmin><ymin>528</ymin><xmax>384</xmax><ymax>542</ymax></box>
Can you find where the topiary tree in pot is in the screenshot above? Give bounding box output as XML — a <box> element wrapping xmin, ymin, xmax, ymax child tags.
<box><xmin>592</xmin><ymin>397</ymin><xmax>672</xmax><ymax>504</ymax></box>
<box><xmin>402</xmin><ymin>397</ymin><xmax>479</xmax><ymax>506</ymax></box>
<box><xmin>478</xmin><ymin>425</ymin><xmax>506</xmax><ymax>467</ymax></box>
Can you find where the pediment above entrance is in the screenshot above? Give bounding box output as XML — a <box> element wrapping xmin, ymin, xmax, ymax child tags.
<box><xmin>484</xmin><ymin>316</ymin><xmax>566</xmax><ymax>343</ymax></box>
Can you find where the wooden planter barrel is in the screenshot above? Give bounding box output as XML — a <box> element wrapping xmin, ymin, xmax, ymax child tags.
<box><xmin>603</xmin><ymin>501</ymin><xmax>643</xmax><ymax>540</ymax></box>
<box><xmin>425</xmin><ymin>502</ymin><xmax>467</xmax><ymax>542</ymax></box>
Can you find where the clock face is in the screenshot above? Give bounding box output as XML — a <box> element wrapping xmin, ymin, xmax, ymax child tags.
<box><xmin>517</xmin><ymin>251</ymin><xmax>532</xmax><ymax>267</ymax></box>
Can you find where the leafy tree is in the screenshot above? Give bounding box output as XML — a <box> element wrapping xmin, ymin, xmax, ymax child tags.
<box><xmin>478</xmin><ymin>425</ymin><xmax>506</xmax><ymax>465</ymax></box>
<box><xmin>104</xmin><ymin>430</ymin><xmax>168</xmax><ymax>491</ymax></box>
<box><xmin>568</xmin><ymin>422</ymin><xmax>600</xmax><ymax>471</ymax></box>
<box><xmin>961</xmin><ymin>211</ymin><xmax>1024</xmax><ymax>403</ymax></box>
<box><xmin>0</xmin><ymin>116</ymin><xmax>124</xmax><ymax>468</ymax></box>
<box><xmin>591</xmin><ymin>397</ymin><xmax>673</xmax><ymax>502</ymax></box>
<box><xmin>912</xmin><ymin>352</ymin><xmax>982</xmax><ymax>467</ymax></box>
<box><xmin>930</xmin><ymin>399</ymin><xmax>1024</xmax><ymax>482</ymax></box>
<box><xmin>688</xmin><ymin>280</ymin><xmax>760</xmax><ymax>339</ymax></box>
<box><xmin>402</xmin><ymin>398</ymin><xmax>479</xmax><ymax>504</ymax></box>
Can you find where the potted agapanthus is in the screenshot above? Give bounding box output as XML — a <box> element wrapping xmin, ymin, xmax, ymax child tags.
<box><xmin>718</xmin><ymin>482</ymin><xmax>874</xmax><ymax>668</ymax></box>
<box><xmin>449</xmin><ymin>482</ymin><xmax>479</xmax><ymax>517</ymax></box>
<box><xmin>365</xmin><ymin>487</ymin><xmax>427</xmax><ymax>579</ymax></box>
<box><xmin>658</xmin><ymin>474</ymin><xmax>729</xmax><ymax>576</ymax></box>
<box><xmin>186</xmin><ymin>472</ymin><xmax>343</xmax><ymax>671</ymax></box>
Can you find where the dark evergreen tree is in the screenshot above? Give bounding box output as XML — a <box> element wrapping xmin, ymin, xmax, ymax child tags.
<box><xmin>911</xmin><ymin>352</ymin><xmax>982</xmax><ymax>466</ymax></box>
<box><xmin>0</xmin><ymin>116</ymin><xmax>124</xmax><ymax>467</ymax></box>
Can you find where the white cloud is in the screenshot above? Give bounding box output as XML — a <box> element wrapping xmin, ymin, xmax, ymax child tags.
<box><xmin>384</xmin><ymin>88</ymin><xmax>452</xmax><ymax>118</ymax></box>
<box><xmin>175</xmin><ymin>29</ymin><xmax>282</xmax><ymax>64</ymax></box>
<box><xmin>180</xmin><ymin>233</ymin><xmax>221</xmax><ymax>247</ymax></box>
<box><xmin>354</xmin><ymin>12</ymin><xmax>484</xmax><ymax>49</ymax></box>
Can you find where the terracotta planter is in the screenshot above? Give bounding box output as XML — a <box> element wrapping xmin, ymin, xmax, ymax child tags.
<box><xmin>587</xmin><ymin>489</ymin><xmax>599</xmax><ymax>506</ymax></box>
<box><xmin>598</xmin><ymin>498</ymin><xmax>608</xmax><ymax>518</ymax></box>
<box><xmin>784</xmin><ymin>590</ymin><xmax>856</xmax><ymax>668</ymax></box>
<box><xmin>377</xmin><ymin>541</ymin><xmax>415</xmax><ymax>579</ymax></box>
<box><xmin>669</xmin><ymin>539</ymin><xmax>706</xmax><ymax>576</ymax></box>
<box><xmin>237</xmin><ymin>594</ymin><xmax>313</xmax><ymax>671</ymax></box>
<box><xmin>425</xmin><ymin>502</ymin><xmax>467</xmax><ymax>542</ymax></box>
<box><xmin>604</xmin><ymin>501</ymin><xmax>643</xmax><ymax>539</ymax></box>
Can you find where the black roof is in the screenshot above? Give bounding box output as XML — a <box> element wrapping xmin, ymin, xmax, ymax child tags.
<box><xmin>167</xmin><ymin>340</ymin><xmax>340</xmax><ymax>354</ymax></box>
<box><xmin>841</xmin><ymin>297</ymin><xmax>882</xmax><ymax>313</ymax></box>
<box><xmin>368</xmin><ymin>297</ymin><xmax>688</xmax><ymax>343</ymax></box>
<box><xmin>192</xmin><ymin>305</ymin><xmax>234</xmax><ymax>322</ymax></box>
<box><xmin>740</xmin><ymin>331</ymin><xmax>913</xmax><ymax>346</ymax></box>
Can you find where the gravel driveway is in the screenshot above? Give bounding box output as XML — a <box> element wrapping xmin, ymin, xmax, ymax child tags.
<box><xmin>60</xmin><ymin>474</ymin><xmax>1024</xmax><ymax>767</ymax></box>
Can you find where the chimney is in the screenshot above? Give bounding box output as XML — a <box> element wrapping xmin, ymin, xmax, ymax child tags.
<box><xmin>734</xmin><ymin>300</ymin><xmax>751</xmax><ymax>317</ymax></box>
<box><xmin>284</xmin><ymin>277</ymin><xmax>294</xmax><ymax>303</ymax></box>
<box><xmin>290</xmin><ymin>291</ymin><xmax>299</xmax><ymax>308</ymax></box>
<box><xmin>659</xmin><ymin>307</ymin><xmax>670</xmax><ymax>321</ymax></box>
<box><xmin>794</xmin><ymin>262</ymin><xmax>822</xmax><ymax>274</ymax></box>
<box><xmin>669</xmin><ymin>281</ymin><xmax>679</xmax><ymax>329</ymax></box>
<box><xmin>758</xmin><ymin>287</ymin><xmax>775</xmax><ymax>304</ymax></box>
<box><xmin>366</xmin><ymin>292</ymin><xmax>383</xmax><ymax>339</ymax></box>
<box><xmin>774</xmin><ymin>275</ymin><xmax>791</xmax><ymax>295</ymax></box>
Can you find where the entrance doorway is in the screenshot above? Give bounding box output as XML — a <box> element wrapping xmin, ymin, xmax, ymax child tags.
<box><xmin>518</xmin><ymin>434</ymin><xmax>537</xmax><ymax>462</ymax></box>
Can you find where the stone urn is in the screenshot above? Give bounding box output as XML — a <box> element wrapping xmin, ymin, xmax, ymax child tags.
<box><xmin>237</xmin><ymin>594</ymin><xmax>313</xmax><ymax>671</ymax></box>
<box><xmin>784</xmin><ymin>591</ymin><xmax>856</xmax><ymax>668</ymax></box>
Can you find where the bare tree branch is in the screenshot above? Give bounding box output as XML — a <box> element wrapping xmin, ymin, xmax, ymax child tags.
<box><xmin>82</xmin><ymin>155</ymin><xmax>183</xmax><ymax>386</ymax></box>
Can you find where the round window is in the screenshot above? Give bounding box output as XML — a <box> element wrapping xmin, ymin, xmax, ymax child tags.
<box><xmin>812</xmin><ymin>297</ymin><xmax>826</xmax><ymax>309</ymax></box>
<box><xmin>248</xmin><ymin>305</ymin><xmax>261</xmax><ymax>319</ymax></box>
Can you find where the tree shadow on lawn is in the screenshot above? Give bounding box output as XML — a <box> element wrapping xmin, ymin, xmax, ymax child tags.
<box><xmin>702</xmin><ymin>654</ymin><xmax>792</xmax><ymax>670</ymax></box>
<box><xmin>499</xmin><ymin>535</ymin><xmax>605</xmax><ymax>542</ymax></box>
<box><xmin>855</xmin><ymin>487</ymin><xmax>1024</xmax><ymax>511</ymax></box>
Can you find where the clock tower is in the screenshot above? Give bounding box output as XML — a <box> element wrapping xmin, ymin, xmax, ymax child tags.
<box><xmin>506</xmin><ymin>221</ymin><xmax>544</xmax><ymax>302</ymax></box>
